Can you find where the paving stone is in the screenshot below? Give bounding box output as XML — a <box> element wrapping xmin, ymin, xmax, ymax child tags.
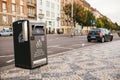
<box><xmin>110</xmin><ymin>73</ymin><xmax>120</xmax><ymax>80</ymax></box>
<box><xmin>1</xmin><ymin>40</ymin><xmax>120</xmax><ymax>80</ymax></box>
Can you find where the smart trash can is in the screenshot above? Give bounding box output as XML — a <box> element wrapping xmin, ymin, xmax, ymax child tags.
<box><xmin>12</xmin><ymin>20</ymin><xmax>48</xmax><ymax>69</ymax></box>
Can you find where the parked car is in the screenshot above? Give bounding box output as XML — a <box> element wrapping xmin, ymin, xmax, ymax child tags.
<box><xmin>87</xmin><ymin>28</ymin><xmax>113</xmax><ymax>43</ymax></box>
<box><xmin>0</xmin><ymin>29</ymin><xmax>13</xmax><ymax>36</ymax></box>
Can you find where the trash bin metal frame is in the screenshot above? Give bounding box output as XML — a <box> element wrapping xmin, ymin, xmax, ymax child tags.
<box><xmin>13</xmin><ymin>20</ymin><xmax>48</xmax><ymax>69</ymax></box>
<box><xmin>29</xmin><ymin>20</ymin><xmax>48</xmax><ymax>68</ymax></box>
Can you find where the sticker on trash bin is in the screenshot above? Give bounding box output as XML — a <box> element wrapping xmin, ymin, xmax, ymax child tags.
<box><xmin>34</xmin><ymin>39</ymin><xmax>45</xmax><ymax>58</ymax></box>
<box><xmin>41</xmin><ymin>36</ymin><xmax>45</xmax><ymax>41</ymax></box>
<box><xmin>34</xmin><ymin>49</ymin><xmax>45</xmax><ymax>58</ymax></box>
<box><xmin>36</xmin><ymin>39</ymin><xmax>42</xmax><ymax>48</ymax></box>
<box><xmin>18</xmin><ymin>32</ymin><xmax>24</xmax><ymax>43</ymax></box>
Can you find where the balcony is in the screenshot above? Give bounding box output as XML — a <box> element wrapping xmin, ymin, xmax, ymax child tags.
<box><xmin>28</xmin><ymin>13</ymin><xmax>36</xmax><ymax>18</ymax></box>
<box><xmin>27</xmin><ymin>2</ymin><xmax>36</xmax><ymax>7</ymax></box>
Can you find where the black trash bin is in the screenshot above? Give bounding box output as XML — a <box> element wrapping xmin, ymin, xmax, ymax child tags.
<box><xmin>12</xmin><ymin>20</ymin><xmax>48</xmax><ymax>69</ymax></box>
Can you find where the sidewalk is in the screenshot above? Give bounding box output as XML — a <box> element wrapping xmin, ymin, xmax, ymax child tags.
<box><xmin>0</xmin><ymin>40</ymin><xmax>120</xmax><ymax>80</ymax></box>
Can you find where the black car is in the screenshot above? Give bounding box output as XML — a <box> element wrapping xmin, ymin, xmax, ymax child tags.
<box><xmin>87</xmin><ymin>28</ymin><xmax>113</xmax><ymax>43</ymax></box>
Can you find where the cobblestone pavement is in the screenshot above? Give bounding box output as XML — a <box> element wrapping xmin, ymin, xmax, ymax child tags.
<box><xmin>0</xmin><ymin>40</ymin><xmax>120</xmax><ymax>80</ymax></box>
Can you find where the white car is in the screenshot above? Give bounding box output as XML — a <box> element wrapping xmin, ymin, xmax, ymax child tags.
<box><xmin>0</xmin><ymin>29</ymin><xmax>13</xmax><ymax>36</ymax></box>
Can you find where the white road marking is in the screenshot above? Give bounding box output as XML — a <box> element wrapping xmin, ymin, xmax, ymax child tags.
<box><xmin>47</xmin><ymin>45</ymin><xmax>59</xmax><ymax>48</ymax></box>
<box><xmin>48</xmin><ymin>45</ymin><xmax>73</xmax><ymax>49</ymax></box>
<box><xmin>6</xmin><ymin>59</ymin><xmax>14</xmax><ymax>63</ymax></box>
<box><xmin>48</xmin><ymin>38</ymin><xmax>59</xmax><ymax>41</ymax></box>
<box><xmin>82</xmin><ymin>43</ymin><xmax>85</xmax><ymax>46</ymax></box>
<box><xmin>55</xmin><ymin>46</ymin><xmax>73</xmax><ymax>49</ymax></box>
<box><xmin>48</xmin><ymin>37</ymin><xmax>68</xmax><ymax>41</ymax></box>
<box><xmin>0</xmin><ymin>55</ymin><xmax>14</xmax><ymax>58</ymax></box>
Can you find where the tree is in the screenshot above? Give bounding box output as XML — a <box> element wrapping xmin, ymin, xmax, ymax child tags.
<box><xmin>115</xmin><ymin>22</ymin><xmax>120</xmax><ymax>30</ymax></box>
<box><xmin>63</xmin><ymin>3</ymin><xmax>71</xmax><ymax>17</ymax></box>
<box><xmin>63</xmin><ymin>2</ymin><xmax>117</xmax><ymax>31</ymax></box>
<box><xmin>63</xmin><ymin>2</ymin><xmax>88</xmax><ymax>27</ymax></box>
<box><xmin>96</xmin><ymin>18</ymin><xmax>104</xmax><ymax>28</ymax></box>
<box><xmin>84</xmin><ymin>10</ymin><xmax>95</xmax><ymax>26</ymax></box>
<box><xmin>95</xmin><ymin>16</ymin><xmax>116</xmax><ymax>30</ymax></box>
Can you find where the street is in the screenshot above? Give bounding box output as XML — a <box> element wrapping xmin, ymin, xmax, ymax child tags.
<box><xmin>0</xmin><ymin>33</ymin><xmax>120</xmax><ymax>67</ymax></box>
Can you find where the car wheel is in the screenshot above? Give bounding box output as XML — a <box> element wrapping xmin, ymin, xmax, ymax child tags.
<box><xmin>101</xmin><ymin>37</ymin><xmax>105</xmax><ymax>43</ymax></box>
<box><xmin>110</xmin><ymin>37</ymin><xmax>113</xmax><ymax>41</ymax></box>
<box><xmin>88</xmin><ymin>39</ymin><xmax>91</xmax><ymax>42</ymax></box>
<box><xmin>10</xmin><ymin>34</ymin><xmax>12</xmax><ymax>36</ymax></box>
<box><xmin>0</xmin><ymin>34</ymin><xmax>1</xmax><ymax>36</ymax></box>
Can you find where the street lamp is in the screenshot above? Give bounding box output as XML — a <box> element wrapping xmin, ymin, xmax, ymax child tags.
<box><xmin>71</xmin><ymin>0</ymin><xmax>74</xmax><ymax>37</ymax></box>
<box><xmin>71</xmin><ymin>0</ymin><xmax>73</xmax><ymax>19</ymax></box>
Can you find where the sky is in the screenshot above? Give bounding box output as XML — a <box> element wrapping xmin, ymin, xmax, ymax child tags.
<box><xmin>86</xmin><ymin>0</ymin><xmax>120</xmax><ymax>25</ymax></box>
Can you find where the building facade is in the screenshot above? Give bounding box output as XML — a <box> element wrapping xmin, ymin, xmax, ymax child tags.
<box><xmin>27</xmin><ymin>0</ymin><xmax>36</xmax><ymax>20</ymax></box>
<box><xmin>90</xmin><ymin>7</ymin><xmax>103</xmax><ymax>19</ymax></box>
<box><xmin>0</xmin><ymin>0</ymin><xmax>28</xmax><ymax>30</ymax></box>
<box><xmin>60</xmin><ymin>0</ymin><xmax>91</xmax><ymax>34</ymax></box>
<box><xmin>60</xmin><ymin>0</ymin><xmax>71</xmax><ymax>34</ymax></box>
<box><xmin>37</xmin><ymin>0</ymin><xmax>61</xmax><ymax>34</ymax></box>
<box><xmin>0</xmin><ymin>0</ymin><xmax>37</xmax><ymax>30</ymax></box>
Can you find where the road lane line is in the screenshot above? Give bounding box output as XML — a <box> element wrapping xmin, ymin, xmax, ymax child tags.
<box><xmin>48</xmin><ymin>45</ymin><xmax>73</xmax><ymax>49</ymax></box>
<box><xmin>6</xmin><ymin>59</ymin><xmax>14</xmax><ymax>63</ymax></box>
<box><xmin>47</xmin><ymin>45</ymin><xmax>59</xmax><ymax>48</ymax></box>
<box><xmin>0</xmin><ymin>55</ymin><xmax>14</xmax><ymax>58</ymax></box>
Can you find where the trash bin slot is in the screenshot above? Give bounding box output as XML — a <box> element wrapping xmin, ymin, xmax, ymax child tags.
<box><xmin>32</xmin><ymin>25</ymin><xmax>44</xmax><ymax>35</ymax></box>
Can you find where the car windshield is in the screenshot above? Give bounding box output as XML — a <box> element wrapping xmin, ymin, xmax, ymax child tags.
<box><xmin>89</xmin><ymin>29</ymin><xmax>100</xmax><ymax>35</ymax></box>
<box><xmin>4</xmin><ymin>30</ymin><xmax>12</xmax><ymax>32</ymax></box>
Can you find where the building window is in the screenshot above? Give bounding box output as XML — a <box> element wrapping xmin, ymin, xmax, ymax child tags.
<box><xmin>39</xmin><ymin>9</ymin><xmax>42</xmax><ymax>14</ymax></box>
<box><xmin>40</xmin><ymin>0</ymin><xmax>42</xmax><ymax>5</ymax></box>
<box><xmin>12</xmin><ymin>0</ymin><xmax>15</xmax><ymax>3</ymax></box>
<box><xmin>2</xmin><ymin>2</ymin><xmax>7</xmax><ymax>12</ymax></box>
<box><xmin>57</xmin><ymin>5</ymin><xmax>59</xmax><ymax>10</ymax></box>
<box><xmin>28</xmin><ymin>0</ymin><xmax>32</xmax><ymax>3</ymax></box>
<box><xmin>51</xmin><ymin>12</ymin><xmax>55</xmax><ymax>18</ymax></box>
<box><xmin>46</xmin><ymin>11</ymin><xmax>50</xmax><ymax>17</ymax></box>
<box><xmin>2</xmin><ymin>0</ymin><xmax>7</xmax><ymax>1</ymax></box>
<box><xmin>49</xmin><ymin>21</ymin><xmax>51</xmax><ymax>25</ymax></box>
<box><xmin>12</xmin><ymin>16</ymin><xmax>16</xmax><ymax>22</ymax></box>
<box><xmin>3</xmin><ymin>15</ymin><xmax>8</xmax><ymax>24</ymax></box>
<box><xmin>53</xmin><ymin>22</ymin><xmax>55</xmax><ymax>26</ymax></box>
<box><xmin>20</xmin><ymin>0</ymin><xmax>24</xmax><ymax>5</ymax></box>
<box><xmin>46</xmin><ymin>1</ymin><xmax>50</xmax><ymax>7</ymax></box>
<box><xmin>20</xmin><ymin>5</ymin><xmax>24</xmax><ymax>14</ymax></box>
<box><xmin>51</xmin><ymin>3</ymin><xmax>54</xmax><ymax>9</ymax></box>
<box><xmin>28</xmin><ymin>7</ymin><xmax>33</xmax><ymax>14</ymax></box>
<box><xmin>12</xmin><ymin>4</ymin><xmax>16</xmax><ymax>12</ymax></box>
<box><xmin>61</xmin><ymin>14</ymin><xmax>64</xmax><ymax>18</ymax></box>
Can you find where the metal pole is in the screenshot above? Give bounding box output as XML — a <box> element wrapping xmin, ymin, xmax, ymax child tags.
<box><xmin>71</xmin><ymin>0</ymin><xmax>73</xmax><ymax>19</ymax></box>
<box><xmin>71</xmin><ymin>0</ymin><xmax>73</xmax><ymax>37</ymax></box>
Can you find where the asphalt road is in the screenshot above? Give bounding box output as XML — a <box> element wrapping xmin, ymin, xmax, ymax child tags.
<box><xmin>0</xmin><ymin>34</ymin><xmax>119</xmax><ymax>67</ymax></box>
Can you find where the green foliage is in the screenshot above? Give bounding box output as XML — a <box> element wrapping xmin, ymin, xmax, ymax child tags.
<box><xmin>63</xmin><ymin>4</ymin><xmax>71</xmax><ymax>16</ymax></box>
<box><xmin>84</xmin><ymin>10</ymin><xmax>95</xmax><ymax>26</ymax></box>
<box><xmin>63</xmin><ymin>2</ymin><xmax>88</xmax><ymax>26</ymax></box>
<box><xmin>95</xmin><ymin>16</ymin><xmax>117</xmax><ymax>30</ymax></box>
<box><xmin>96</xmin><ymin>18</ymin><xmax>104</xmax><ymax>28</ymax></box>
<box><xmin>115</xmin><ymin>22</ymin><xmax>120</xmax><ymax>30</ymax></box>
<box><xmin>63</xmin><ymin>2</ymin><xmax>117</xmax><ymax>30</ymax></box>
